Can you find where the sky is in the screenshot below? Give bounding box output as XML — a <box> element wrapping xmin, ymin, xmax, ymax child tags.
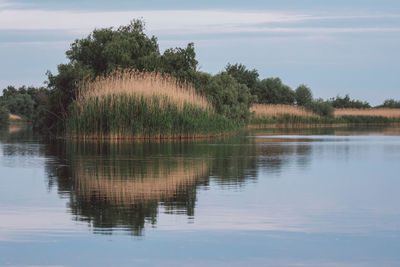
<box><xmin>0</xmin><ymin>0</ymin><xmax>399</xmax><ymax>105</ymax></box>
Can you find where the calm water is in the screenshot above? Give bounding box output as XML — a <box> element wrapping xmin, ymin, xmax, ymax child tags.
<box><xmin>1</xmin><ymin>125</ymin><xmax>400</xmax><ymax>266</ymax></box>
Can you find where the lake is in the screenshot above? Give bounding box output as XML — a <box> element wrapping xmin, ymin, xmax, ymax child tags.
<box><xmin>1</xmin><ymin>125</ymin><xmax>400</xmax><ymax>266</ymax></box>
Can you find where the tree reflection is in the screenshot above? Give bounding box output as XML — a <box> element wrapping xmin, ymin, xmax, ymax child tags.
<box><xmin>39</xmin><ymin>133</ymin><xmax>317</xmax><ymax>236</ymax></box>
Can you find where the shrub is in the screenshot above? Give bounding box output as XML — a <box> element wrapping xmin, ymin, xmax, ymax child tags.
<box><xmin>0</xmin><ymin>105</ymin><xmax>9</xmax><ymax>125</ymax></box>
<box><xmin>257</xmin><ymin>78</ymin><xmax>295</xmax><ymax>105</ymax></box>
<box><xmin>378</xmin><ymin>99</ymin><xmax>400</xmax><ymax>108</ymax></box>
<box><xmin>295</xmin><ymin>84</ymin><xmax>313</xmax><ymax>106</ymax></box>
<box><xmin>203</xmin><ymin>73</ymin><xmax>256</xmax><ymax>123</ymax></box>
<box><xmin>307</xmin><ymin>99</ymin><xmax>334</xmax><ymax>118</ymax></box>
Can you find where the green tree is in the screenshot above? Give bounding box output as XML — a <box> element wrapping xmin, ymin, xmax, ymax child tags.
<box><xmin>378</xmin><ymin>99</ymin><xmax>400</xmax><ymax>108</ymax></box>
<box><xmin>225</xmin><ymin>63</ymin><xmax>259</xmax><ymax>97</ymax></box>
<box><xmin>295</xmin><ymin>84</ymin><xmax>313</xmax><ymax>106</ymax></box>
<box><xmin>329</xmin><ymin>94</ymin><xmax>370</xmax><ymax>108</ymax></box>
<box><xmin>0</xmin><ymin>105</ymin><xmax>9</xmax><ymax>125</ymax></box>
<box><xmin>257</xmin><ymin>78</ymin><xmax>295</xmax><ymax>104</ymax></box>
<box><xmin>158</xmin><ymin>43</ymin><xmax>198</xmax><ymax>83</ymax></box>
<box><xmin>308</xmin><ymin>99</ymin><xmax>334</xmax><ymax>118</ymax></box>
<box><xmin>44</xmin><ymin>19</ymin><xmax>199</xmax><ymax>132</ymax></box>
<box><xmin>204</xmin><ymin>73</ymin><xmax>255</xmax><ymax>123</ymax></box>
<box><xmin>1</xmin><ymin>86</ymin><xmax>35</xmax><ymax>120</ymax></box>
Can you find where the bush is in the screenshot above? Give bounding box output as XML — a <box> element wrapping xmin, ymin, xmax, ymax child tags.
<box><xmin>203</xmin><ymin>73</ymin><xmax>256</xmax><ymax>123</ymax></box>
<box><xmin>378</xmin><ymin>99</ymin><xmax>400</xmax><ymax>108</ymax></box>
<box><xmin>329</xmin><ymin>94</ymin><xmax>370</xmax><ymax>108</ymax></box>
<box><xmin>225</xmin><ymin>63</ymin><xmax>259</xmax><ymax>97</ymax></box>
<box><xmin>0</xmin><ymin>105</ymin><xmax>9</xmax><ymax>125</ymax></box>
<box><xmin>257</xmin><ymin>78</ymin><xmax>295</xmax><ymax>105</ymax></box>
<box><xmin>307</xmin><ymin>99</ymin><xmax>334</xmax><ymax>118</ymax></box>
<box><xmin>295</xmin><ymin>84</ymin><xmax>313</xmax><ymax>106</ymax></box>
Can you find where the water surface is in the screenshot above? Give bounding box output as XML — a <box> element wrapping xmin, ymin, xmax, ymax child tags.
<box><xmin>1</xmin><ymin>125</ymin><xmax>400</xmax><ymax>266</ymax></box>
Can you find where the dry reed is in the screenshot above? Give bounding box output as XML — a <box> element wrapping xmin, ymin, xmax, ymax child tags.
<box><xmin>77</xmin><ymin>69</ymin><xmax>211</xmax><ymax>111</ymax></box>
<box><xmin>335</xmin><ymin>108</ymin><xmax>400</xmax><ymax>118</ymax></box>
<box><xmin>251</xmin><ymin>104</ymin><xmax>317</xmax><ymax>118</ymax></box>
<box><xmin>9</xmin><ymin>114</ymin><xmax>22</xmax><ymax>120</ymax></box>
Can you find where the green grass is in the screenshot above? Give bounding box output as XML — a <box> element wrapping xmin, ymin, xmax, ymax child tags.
<box><xmin>66</xmin><ymin>94</ymin><xmax>238</xmax><ymax>140</ymax></box>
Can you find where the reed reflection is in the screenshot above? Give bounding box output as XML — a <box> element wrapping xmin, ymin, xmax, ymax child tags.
<box><xmin>43</xmin><ymin>135</ymin><xmax>316</xmax><ymax>236</ymax></box>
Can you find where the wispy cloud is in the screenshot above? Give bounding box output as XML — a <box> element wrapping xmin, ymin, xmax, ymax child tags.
<box><xmin>0</xmin><ymin>7</ymin><xmax>399</xmax><ymax>36</ymax></box>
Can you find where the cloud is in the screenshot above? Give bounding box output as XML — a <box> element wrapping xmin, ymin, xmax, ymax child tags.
<box><xmin>0</xmin><ymin>7</ymin><xmax>399</xmax><ymax>36</ymax></box>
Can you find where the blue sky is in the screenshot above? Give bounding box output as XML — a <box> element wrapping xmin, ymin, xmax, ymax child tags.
<box><xmin>0</xmin><ymin>0</ymin><xmax>399</xmax><ymax>104</ymax></box>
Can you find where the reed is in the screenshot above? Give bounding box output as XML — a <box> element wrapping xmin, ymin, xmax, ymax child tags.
<box><xmin>250</xmin><ymin>104</ymin><xmax>317</xmax><ymax>118</ymax></box>
<box><xmin>9</xmin><ymin>114</ymin><xmax>22</xmax><ymax>121</ymax></box>
<box><xmin>249</xmin><ymin>104</ymin><xmax>324</xmax><ymax>125</ymax></box>
<box><xmin>77</xmin><ymin>69</ymin><xmax>211</xmax><ymax>111</ymax></box>
<box><xmin>67</xmin><ymin>69</ymin><xmax>236</xmax><ymax>139</ymax></box>
<box><xmin>335</xmin><ymin>108</ymin><xmax>400</xmax><ymax>118</ymax></box>
<box><xmin>249</xmin><ymin>104</ymin><xmax>400</xmax><ymax>126</ymax></box>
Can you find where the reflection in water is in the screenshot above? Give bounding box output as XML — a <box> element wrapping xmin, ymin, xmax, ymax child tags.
<box><xmin>41</xmin><ymin>135</ymin><xmax>311</xmax><ymax>236</ymax></box>
<box><xmin>2</xmin><ymin>124</ymin><xmax>400</xmax><ymax>266</ymax></box>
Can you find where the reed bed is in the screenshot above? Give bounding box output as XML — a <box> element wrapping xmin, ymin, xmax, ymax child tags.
<box><xmin>251</xmin><ymin>104</ymin><xmax>317</xmax><ymax>118</ymax></box>
<box><xmin>77</xmin><ymin>69</ymin><xmax>210</xmax><ymax>111</ymax></box>
<box><xmin>335</xmin><ymin>108</ymin><xmax>400</xmax><ymax>118</ymax></box>
<box><xmin>67</xmin><ymin>70</ymin><xmax>236</xmax><ymax>139</ymax></box>
<box><xmin>9</xmin><ymin>114</ymin><xmax>22</xmax><ymax>120</ymax></box>
<box><xmin>249</xmin><ymin>104</ymin><xmax>324</xmax><ymax>125</ymax></box>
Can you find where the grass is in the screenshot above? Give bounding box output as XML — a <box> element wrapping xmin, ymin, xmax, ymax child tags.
<box><xmin>249</xmin><ymin>104</ymin><xmax>400</xmax><ymax>126</ymax></box>
<box><xmin>67</xmin><ymin>69</ymin><xmax>237</xmax><ymax>140</ymax></box>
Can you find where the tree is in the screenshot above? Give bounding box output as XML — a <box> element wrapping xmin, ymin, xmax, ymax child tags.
<box><xmin>377</xmin><ymin>99</ymin><xmax>400</xmax><ymax>108</ymax></box>
<box><xmin>1</xmin><ymin>86</ymin><xmax>35</xmax><ymax>120</ymax></box>
<box><xmin>203</xmin><ymin>73</ymin><xmax>255</xmax><ymax>123</ymax></box>
<box><xmin>44</xmin><ymin>19</ymin><xmax>199</xmax><ymax>132</ymax></box>
<box><xmin>0</xmin><ymin>105</ymin><xmax>9</xmax><ymax>125</ymax></box>
<box><xmin>225</xmin><ymin>63</ymin><xmax>259</xmax><ymax>97</ymax></box>
<box><xmin>257</xmin><ymin>78</ymin><xmax>295</xmax><ymax>104</ymax></box>
<box><xmin>158</xmin><ymin>43</ymin><xmax>198</xmax><ymax>83</ymax></box>
<box><xmin>295</xmin><ymin>84</ymin><xmax>313</xmax><ymax>106</ymax></box>
<box><xmin>308</xmin><ymin>99</ymin><xmax>334</xmax><ymax>117</ymax></box>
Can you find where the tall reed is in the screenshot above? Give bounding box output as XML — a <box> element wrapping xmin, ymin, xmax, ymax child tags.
<box><xmin>67</xmin><ymin>70</ymin><xmax>236</xmax><ymax>139</ymax></box>
<box><xmin>250</xmin><ymin>104</ymin><xmax>317</xmax><ymax>118</ymax></box>
<box><xmin>335</xmin><ymin>108</ymin><xmax>400</xmax><ymax>118</ymax></box>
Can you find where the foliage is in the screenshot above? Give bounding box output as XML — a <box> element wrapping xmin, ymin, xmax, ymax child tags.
<box><xmin>1</xmin><ymin>86</ymin><xmax>35</xmax><ymax>120</ymax></box>
<box><xmin>306</xmin><ymin>99</ymin><xmax>334</xmax><ymax>118</ymax></box>
<box><xmin>45</xmin><ymin>19</ymin><xmax>199</xmax><ymax>133</ymax></box>
<box><xmin>329</xmin><ymin>94</ymin><xmax>370</xmax><ymax>109</ymax></box>
<box><xmin>158</xmin><ymin>43</ymin><xmax>198</xmax><ymax>83</ymax></box>
<box><xmin>0</xmin><ymin>105</ymin><xmax>9</xmax><ymax>125</ymax></box>
<box><xmin>295</xmin><ymin>84</ymin><xmax>313</xmax><ymax>106</ymax></box>
<box><xmin>257</xmin><ymin>78</ymin><xmax>295</xmax><ymax>105</ymax></box>
<box><xmin>225</xmin><ymin>63</ymin><xmax>259</xmax><ymax>97</ymax></box>
<box><xmin>378</xmin><ymin>99</ymin><xmax>400</xmax><ymax>108</ymax></box>
<box><xmin>203</xmin><ymin>73</ymin><xmax>256</xmax><ymax>123</ymax></box>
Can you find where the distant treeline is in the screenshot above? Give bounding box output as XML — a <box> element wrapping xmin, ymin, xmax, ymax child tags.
<box><xmin>0</xmin><ymin>19</ymin><xmax>398</xmax><ymax>131</ymax></box>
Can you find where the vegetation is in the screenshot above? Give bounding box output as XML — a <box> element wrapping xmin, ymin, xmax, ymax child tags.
<box><xmin>66</xmin><ymin>70</ymin><xmax>236</xmax><ymax>139</ymax></box>
<box><xmin>250</xmin><ymin>104</ymin><xmax>400</xmax><ymax>126</ymax></box>
<box><xmin>378</xmin><ymin>99</ymin><xmax>400</xmax><ymax>108</ymax></box>
<box><xmin>329</xmin><ymin>94</ymin><xmax>371</xmax><ymax>109</ymax></box>
<box><xmin>1</xmin><ymin>19</ymin><xmax>399</xmax><ymax>138</ymax></box>
<box><xmin>0</xmin><ymin>105</ymin><xmax>9</xmax><ymax>125</ymax></box>
<box><xmin>335</xmin><ymin>108</ymin><xmax>400</xmax><ymax>118</ymax></box>
<box><xmin>295</xmin><ymin>85</ymin><xmax>313</xmax><ymax>107</ymax></box>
